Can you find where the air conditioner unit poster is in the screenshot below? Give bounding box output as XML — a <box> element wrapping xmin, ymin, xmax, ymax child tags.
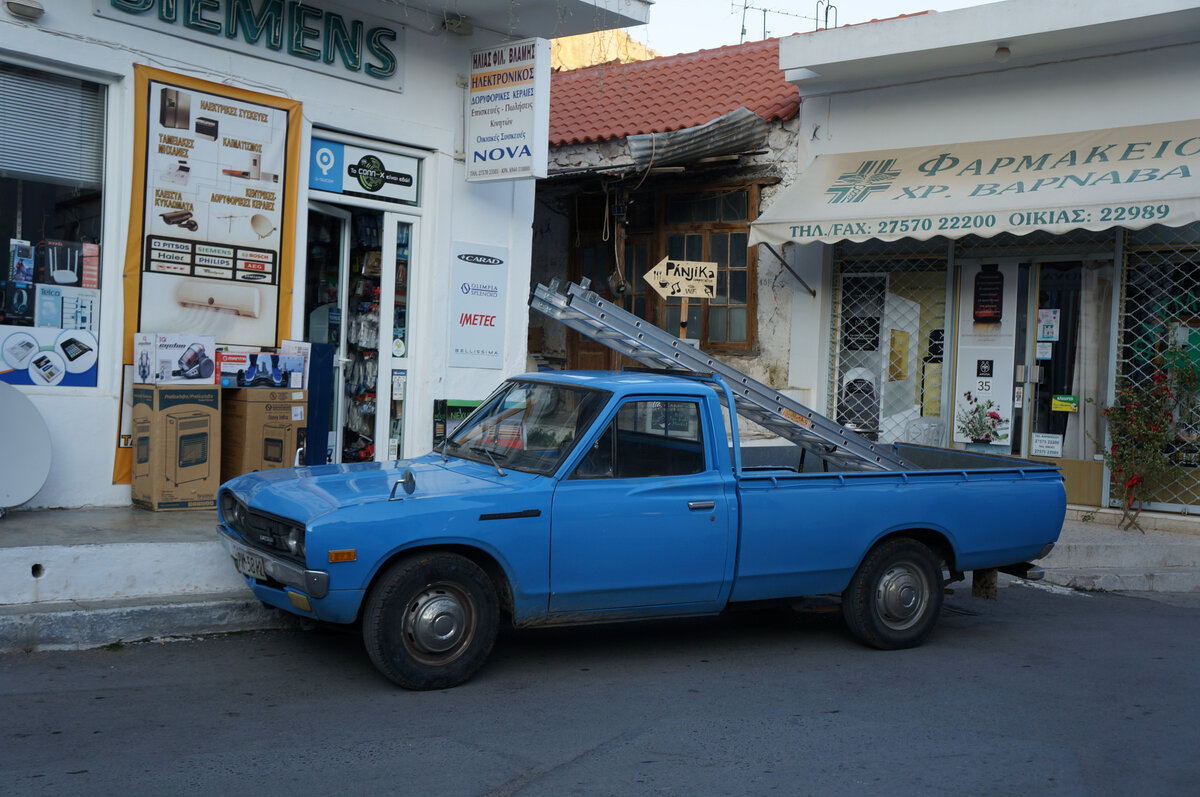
<box><xmin>123</xmin><ymin>66</ymin><xmax>302</xmax><ymax>349</ymax></box>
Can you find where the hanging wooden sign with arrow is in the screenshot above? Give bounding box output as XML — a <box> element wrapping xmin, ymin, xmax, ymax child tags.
<box><xmin>643</xmin><ymin>257</ymin><xmax>718</xmax><ymax>338</ymax></box>
<box><xmin>643</xmin><ymin>257</ymin><xmax>718</xmax><ymax>299</ymax></box>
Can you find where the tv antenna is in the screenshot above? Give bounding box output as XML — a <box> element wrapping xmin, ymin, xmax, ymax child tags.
<box><xmin>734</xmin><ymin>2</ymin><xmax>833</xmax><ymax>43</ymax></box>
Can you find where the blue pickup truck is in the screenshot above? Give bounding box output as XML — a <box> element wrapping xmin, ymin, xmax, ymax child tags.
<box><xmin>218</xmin><ymin>367</ymin><xmax>1065</xmax><ymax>690</ymax></box>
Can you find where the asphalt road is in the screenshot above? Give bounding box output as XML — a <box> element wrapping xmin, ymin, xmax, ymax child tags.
<box><xmin>2</xmin><ymin>584</ymin><xmax>1198</xmax><ymax>796</ymax></box>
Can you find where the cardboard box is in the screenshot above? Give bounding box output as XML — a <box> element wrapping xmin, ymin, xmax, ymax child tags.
<box><xmin>131</xmin><ymin>384</ymin><xmax>221</xmax><ymax>511</ymax></box>
<box><xmin>34</xmin><ymin>284</ymin><xmax>100</xmax><ymax>332</ymax></box>
<box><xmin>0</xmin><ymin>280</ymin><xmax>34</xmax><ymax>326</ymax></box>
<box><xmin>221</xmin><ymin>388</ymin><xmax>307</xmax><ymax>481</ymax></box>
<box><xmin>134</xmin><ymin>332</ymin><xmax>217</xmax><ymax>384</ymax></box>
<box><xmin>9</xmin><ymin>239</ymin><xmax>34</xmax><ymax>282</ymax></box>
<box><xmin>34</xmin><ymin>239</ymin><xmax>84</xmax><ymax>287</ymax></box>
<box><xmin>215</xmin><ymin>350</ymin><xmax>305</xmax><ymax>388</ymax></box>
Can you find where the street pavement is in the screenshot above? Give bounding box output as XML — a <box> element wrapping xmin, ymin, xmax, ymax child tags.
<box><xmin>0</xmin><ymin>503</ymin><xmax>1198</xmax><ymax>653</ymax></box>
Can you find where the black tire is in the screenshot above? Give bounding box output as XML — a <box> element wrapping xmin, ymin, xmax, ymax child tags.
<box><xmin>362</xmin><ymin>553</ymin><xmax>499</xmax><ymax>690</ymax></box>
<box><xmin>841</xmin><ymin>538</ymin><xmax>943</xmax><ymax>650</ymax></box>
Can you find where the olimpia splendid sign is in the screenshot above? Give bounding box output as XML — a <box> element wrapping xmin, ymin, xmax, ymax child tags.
<box><xmin>95</xmin><ymin>0</ymin><xmax>405</xmax><ymax>91</ymax></box>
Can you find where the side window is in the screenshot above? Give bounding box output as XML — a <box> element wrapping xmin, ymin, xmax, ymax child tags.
<box><xmin>572</xmin><ymin>400</ymin><xmax>705</xmax><ymax>479</ymax></box>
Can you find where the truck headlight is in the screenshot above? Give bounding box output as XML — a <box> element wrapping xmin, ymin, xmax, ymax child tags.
<box><xmin>286</xmin><ymin>526</ymin><xmax>305</xmax><ymax>557</ymax></box>
<box><xmin>220</xmin><ymin>491</ymin><xmax>244</xmax><ymax>529</ymax></box>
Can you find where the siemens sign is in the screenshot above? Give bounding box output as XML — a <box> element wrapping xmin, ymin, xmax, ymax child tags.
<box><xmin>96</xmin><ymin>0</ymin><xmax>405</xmax><ymax>91</ymax></box>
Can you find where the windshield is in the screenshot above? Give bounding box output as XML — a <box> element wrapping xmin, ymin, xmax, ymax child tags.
<box><xmin>445</xmin><ymin>380</ymin><xmax>610</xmax><ymax>475</ymax></box>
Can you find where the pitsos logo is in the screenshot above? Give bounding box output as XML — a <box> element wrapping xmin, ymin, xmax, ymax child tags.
<box><xmin>457</xmin><ymin>253</ymin><xmax>503</xmax><ymax>265</ymax></box>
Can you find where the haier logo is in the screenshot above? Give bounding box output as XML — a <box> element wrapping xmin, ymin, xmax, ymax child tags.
<box><xmin>457</xmin><ymin>253</ymin><xmax>503</xmax><ymax>265</ymax></box>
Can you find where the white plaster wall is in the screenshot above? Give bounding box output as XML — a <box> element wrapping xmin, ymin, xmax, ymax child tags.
<box><xmin>1</xmin><ymin>4</ymin><xmax>543</xmax><ymax>506</ymax></box>
<box><xmin>798</xmin><ymin>44</ymin><xmax>1200</xmax><ymax>159</ymax></box>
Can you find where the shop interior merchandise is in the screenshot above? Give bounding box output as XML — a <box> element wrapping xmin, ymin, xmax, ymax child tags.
<box><xmin>305</xmin><ymin>209</ymin><xmax>409</xmax><ymax>463</ymax></box>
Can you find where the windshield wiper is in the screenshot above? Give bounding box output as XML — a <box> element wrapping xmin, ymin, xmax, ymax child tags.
<box><xmin>470</xmin><ymin>445</ymin><xmax>507</xmax><ymax>477</ymax></box>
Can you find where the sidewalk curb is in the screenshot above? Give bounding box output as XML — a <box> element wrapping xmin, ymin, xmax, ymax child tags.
<box><xmin>0</xmin><ymin>592</ymin><xmax>297</xmax><ymax>653</ymax></box>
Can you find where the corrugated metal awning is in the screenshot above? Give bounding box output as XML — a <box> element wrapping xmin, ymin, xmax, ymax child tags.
<box><xmin>627</xmin><ymin>107</ymin><xmax>767</xmax><ymax>167</ymax></box>
<box><xmin>750</xmin><ymin>120</ymin><xmax>1200</xmax><ymax>247</ymax></box>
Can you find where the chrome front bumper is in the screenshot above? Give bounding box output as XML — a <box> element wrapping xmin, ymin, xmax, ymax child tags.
<box><xmin>218</xmin><ymin>526</ymin><xmax>330</xmax><ymax>599</ymax></box>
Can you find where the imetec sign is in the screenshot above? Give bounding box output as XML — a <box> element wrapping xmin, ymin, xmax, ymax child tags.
<box><xmin>95</xmin><ymin>0</ymin><xmax>405</xmax><ymax>91</ymax></box>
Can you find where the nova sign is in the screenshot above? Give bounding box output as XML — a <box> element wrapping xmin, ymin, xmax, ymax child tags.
<box><xmin>467</xmin><ymin>38</ymin><xmax>549</xmax><ymax>182</ymax></box>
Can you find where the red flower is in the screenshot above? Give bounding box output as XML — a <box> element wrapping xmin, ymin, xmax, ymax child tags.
<box><xmin>987</xmin><ymin>411</ymin><xmax>1000</xmax><ymax>420</ymax></box>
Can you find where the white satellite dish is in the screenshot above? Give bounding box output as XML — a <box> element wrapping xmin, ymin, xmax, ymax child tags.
<box><xmin>0</xmin><ymin>382</ymin><xmax>52</xmax><ymax>515</ymax></box>
<box><xmin>250</xmin><ymin>214</ymin><xmax>276</xmax><ymax>238</ymax></box>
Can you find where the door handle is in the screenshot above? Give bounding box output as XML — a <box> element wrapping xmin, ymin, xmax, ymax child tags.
<box><xmin>688</xmin><ymin>500</ymin><xmax>716</xmax><ymax>511</ymax></box>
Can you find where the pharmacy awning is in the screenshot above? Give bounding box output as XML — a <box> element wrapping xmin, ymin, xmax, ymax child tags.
<box><xmin>749</xmin><ymin>120</ymin><xmax>1200</xmax><ymax>247</ymax></box>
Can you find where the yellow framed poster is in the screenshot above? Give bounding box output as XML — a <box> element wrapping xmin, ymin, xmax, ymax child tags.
<box><xmin>114</xmin><ymin>65</ymin><xmax>302</xmax><ymax>484</ymax></box>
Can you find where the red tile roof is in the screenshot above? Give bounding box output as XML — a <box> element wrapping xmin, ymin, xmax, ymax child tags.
<box><xmin>550</xmin><ymin>37</ymin><xmax>799</xmax><ymax>147</ymax></box>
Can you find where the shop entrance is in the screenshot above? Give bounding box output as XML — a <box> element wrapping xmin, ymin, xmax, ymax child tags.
<box><xmin>305</xmin><ymin>203</ymin><xmax>412</xmax><ymax>464</ymax></box>
<box><xmin>953</xmin><ymin>258</ymin><xmax>1112</xmax><ymax>502</ymax></box>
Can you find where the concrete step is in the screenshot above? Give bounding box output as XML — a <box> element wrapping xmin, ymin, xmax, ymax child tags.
<box><xmin>1041</xmin><ymin>567</ymin><xmax>1200</xmax><ymax>594</ymax></box>
<box><xmin>0</xmin><ymin>540</ymin><xmax>246</xmax><ymax>605</ymax></box>
<box><xmin>1041</xmin><ymin>539</ymin><xmax>1200</xmax><ymax>570</ymax></box>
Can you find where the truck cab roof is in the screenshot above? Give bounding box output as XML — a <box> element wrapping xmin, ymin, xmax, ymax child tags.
<box><xmin>513</xmin><ymin>369</ymin><xmax>719</xmax><ymax>399</ymax></box>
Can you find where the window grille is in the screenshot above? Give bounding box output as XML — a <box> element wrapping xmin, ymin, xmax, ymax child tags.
<box><xmin>1118</xmin><ymin>222</ymin><xmax>1200</xmax><ymax>513</ymax></box>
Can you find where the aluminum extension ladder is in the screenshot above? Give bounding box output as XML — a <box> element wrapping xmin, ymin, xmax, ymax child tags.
<box><xmin>530</xmin><ymin>279</ymin><xmax>910</xmax><ymax>472</ymax></box>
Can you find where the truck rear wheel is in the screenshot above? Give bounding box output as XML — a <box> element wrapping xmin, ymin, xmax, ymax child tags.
<box><xmin>842</xmin><ymin>538</ymin><xmax>942</xmax><ymax>650</ymax></box>
<box><xmin>362</xmin><ymin>553</ymin><xmax>499</xmax><ymax>690</ymax></box>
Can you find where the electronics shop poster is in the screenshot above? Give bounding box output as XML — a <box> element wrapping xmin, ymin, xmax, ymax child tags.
<box><xmin>2</xmin><ymin>239</ymin><xmax>101</xmax><ymax>387</ymax></box>
<box><xmin>116</xmin><ymin>66</ymin><xmax>301</xmax><ymax>485</ymax></box>
<box><xmin>122</xmin><ymin>65</ymin><xmax>302</xmax><ymax>354</ymax></box>
<box><xmin>448</xmin><ymin>242</ymin><xmax>507</xmax><ymax>369</ymax></box>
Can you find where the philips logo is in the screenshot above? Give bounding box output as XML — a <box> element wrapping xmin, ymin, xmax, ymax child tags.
<box><xmin>458</xmin><ymin>254</ymin><xmax>503</xmax><ymax>266</ymax></box>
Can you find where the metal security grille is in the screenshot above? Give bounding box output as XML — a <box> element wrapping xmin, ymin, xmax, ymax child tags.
<box><xmin>1118</xmin><ymin>222</ymin><xmax>1200</xmax><ymax>513</ymax></box>
<box><xmin>831</xmin><ymin>238</ymin><xmax>951</xmax><ymax>444</ymax></box>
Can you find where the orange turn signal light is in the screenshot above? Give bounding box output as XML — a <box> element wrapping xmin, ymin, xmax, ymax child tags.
<box><xmin>328</xmin><ymin>549</ymin><xmax>357</xmax><ymax>563</ymax></box>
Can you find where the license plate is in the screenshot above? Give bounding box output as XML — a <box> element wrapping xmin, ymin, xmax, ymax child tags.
<box><xmin>236</xmin><ymin>550</ymin><xmax>267</xmax><ymax>580</ymax></box>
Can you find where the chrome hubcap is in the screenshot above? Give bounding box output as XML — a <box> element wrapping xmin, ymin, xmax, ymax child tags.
<box><xmin>404</xmin><ymin>585</ymin><xmax>472</xmax><ymax>659</ymax></box>
<box><xmin>874</xmin><ymin>563</ymin><xmax>928</xmax><ymax>631</ymax></box>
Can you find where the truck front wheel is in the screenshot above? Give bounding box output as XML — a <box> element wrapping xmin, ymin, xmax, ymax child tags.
<box><xmin>362</xmin><ymin>553</ymin><xmax>499</xmax><ymax>690</ymax></box>
<box><xmin>842</xmin><ymin>538</ymin><xmax>943</xmax><ymax>650</ymax></box>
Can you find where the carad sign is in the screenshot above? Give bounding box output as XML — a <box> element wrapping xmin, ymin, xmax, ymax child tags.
<box><xmin>466</xmin><ymin>38</ymin><xmax>550</xmax><ymax>182</ymax></box>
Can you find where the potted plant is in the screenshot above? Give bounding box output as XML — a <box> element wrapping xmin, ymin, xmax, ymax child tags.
<box><xmin>1095</xmin><ymin>375</ymin><xmax>1175</xmax><ymax>532</ymax></box>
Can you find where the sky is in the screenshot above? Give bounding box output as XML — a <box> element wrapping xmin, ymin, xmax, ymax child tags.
<box><xmin>623</xmin><ymin>0</ymin><xmax>996</xmax><ymax>56</ymax></box>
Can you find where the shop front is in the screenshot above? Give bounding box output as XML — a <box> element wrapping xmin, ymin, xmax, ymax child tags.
<box><xmin>0</xmin><ymin>0</ymin><xmax>650</xmax><ymax>509</ymax></box>
<box><xmin>755</xmin><ymin>1</ymin><xmax>1200</xmax><ymax>512</ymax></box>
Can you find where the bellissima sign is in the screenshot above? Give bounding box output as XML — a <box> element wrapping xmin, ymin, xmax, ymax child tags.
<box><xmin>95</xmin><ymin>0</ymin><xmax>405</xmax><ymax>91</ymax></box>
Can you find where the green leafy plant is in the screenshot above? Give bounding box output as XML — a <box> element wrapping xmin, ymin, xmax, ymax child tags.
<box><xmin>955</xmin><ymin>390</ymin><xmax>1009</xmax><ymax>443</ymax></box>
<box><xmin>1164</xmin><ymin>343</ymin><xmax>1200</xmax><ymax>439</ymax></box>
<box><xmin>1094</xmin><ymin>375</ymin><xmax>1175</xmax><ymax>532</ymax></box>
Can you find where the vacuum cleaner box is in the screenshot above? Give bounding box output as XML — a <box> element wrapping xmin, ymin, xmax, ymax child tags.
<box><xmin>131</xmin><ymin>384</ymin><xmax>222</xmax><ymax>511</ymax></box>
<box><xmin>134</xmin><ymin>332</ymin><xmax>218</xmax><ymax>384</ymax></box>
<box><xmin>221</xmin><ymin>388</ymin><xmax>307</xmax><ymax>481</ymax></box>
<box><xmin>215</xmin><ymin>350</ymin><xmax>305</xmax><ymax>388</ymax></box>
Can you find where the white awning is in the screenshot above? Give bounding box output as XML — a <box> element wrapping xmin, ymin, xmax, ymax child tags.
<box><xmin>750</xmin><ymin>120</ymin><xmax>1200</xmax><ymax>247</ymax></box>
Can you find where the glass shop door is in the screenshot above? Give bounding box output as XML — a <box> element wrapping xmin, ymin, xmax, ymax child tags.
<box><xmin>304</xmin><ymin>203</ymin><xmax>351</xmax><ymax>463</ymax></box>
<box><xmin>304</xmin><ymin>204</ymin><xmax>413</xmax><ymax>463</ymax></box>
